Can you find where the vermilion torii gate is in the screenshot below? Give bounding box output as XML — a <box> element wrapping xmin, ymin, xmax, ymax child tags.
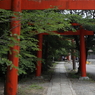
<box><xmin>0</xmin><ymin>0</ymin><xmax>95</xmax><ymax>95</ymax></box>
<box><xmin>39</xmin><ymin>27</ymin><xmax>94</xmax><ymax>77</ymax></box>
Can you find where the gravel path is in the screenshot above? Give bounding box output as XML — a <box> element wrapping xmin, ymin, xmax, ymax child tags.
<box><xmin>71</xmin><ymin>79</ymin><xmax>95</xmax><ymax>95</ymax></box>
<box><xmin>64</xmin><ymin>61</ymin><xmax>95</xmax><ymax>95</ymax></box>
<box><xmin>1</xmin><ymin>61</ymin><xmax>95</xmax><ymax>95</ymax></box>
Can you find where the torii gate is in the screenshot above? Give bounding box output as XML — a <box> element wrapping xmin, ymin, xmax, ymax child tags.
<box><xmin>0</xmin><ymin>0</ymin><xmax>95</xmax><ymax>95</ymax></box>
<box><xmin>38</xmin><ymin>27</ymin><xmax>94</xmax><ymax>77</ymax></box>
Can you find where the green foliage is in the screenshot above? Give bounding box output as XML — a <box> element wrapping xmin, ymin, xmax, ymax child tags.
<box><xmin>0</xmin><ymin>8</ymin><xmax>75</xmax><ymax>78</ymax></box>
<box><xmin>29</xmin><ymin>84</ymin><xmax>43</xmax><ymax>89</ymax></box>
<box><xmin>1</xmin><ymin>9</ymin><xmax>95</xmax><ymax>79</ymax></box>
<box><xmin>68</xmin><ymin>72</ymin><xmax>79</xmax><ymax>79</ymax></box>
<box><xmin>21</xmin><ymin>9</ymin><xmax>74</xmax><ymax>34</ymax></box>
<box><xmin>42</xmin><ymin>35</ymin><xmax>73</xmax><ymax>71</ymax></box>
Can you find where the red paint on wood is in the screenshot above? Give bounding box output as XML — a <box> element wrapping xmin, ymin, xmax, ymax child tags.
<box><xmin>80</xmin><ymin>29</ymin><xmax>86</xmax><ymax>77</ymax></box>
<box><xmin>5</xmin><ymin>0</ymin><xmax>21</xmax><ymax>95</ymax></box>
<box><xmin>36</xmin><ymin>34</ymin><xmax>43</xmax><ymax>76</ymax></box>
<box><xmin>1</xmin><ymin>0</ymin><xmax>95</xmax><ymax>10</ymax></box>
<box><xmin>72</xmin><ymin>39</ymin><xmax>76</xmax><ymax>70</ymax></box>
<box><xmin>0</xmin><ymin>0</ymin><xmax>11</xmax><ymax>9</ymax></box>
<box><xmin>41</xmin><ymin>30</ymin><xmax>94</xmax><ymax>35</ymax></box>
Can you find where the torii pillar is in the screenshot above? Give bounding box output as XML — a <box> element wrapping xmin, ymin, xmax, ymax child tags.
<box><xmin>72</xmin><ymin>39</ymin><xmax>76</xmax><ymax>70</ymax></box>
<box><xmin>36</xmin><ymin>34</ymin><xmax>43</xmax><ymax>76</ymax></box>
<box><xmin>79</xmin><ymin>29</ymin><xmax>89</xmax><ymax>79</ymax></box>
<box><xmin>4</xmin><ymin>0</ymin><xmax>21</xmax><ymax>95</ymax></box>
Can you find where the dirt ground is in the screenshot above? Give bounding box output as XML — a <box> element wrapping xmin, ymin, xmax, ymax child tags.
<box><xmin>0</xmin><ymin>70</ymin><xmax>52</xmax><ymax>95</ymax></box>
<box><xmin>0</xmin><ymin>77</ymin><xmax>50</xmax><ymax>95</ymax></box>
<box><xmin>18</xmin><ymin>77</ymin><xmax>50</xmax><ymax>95</ymax></box>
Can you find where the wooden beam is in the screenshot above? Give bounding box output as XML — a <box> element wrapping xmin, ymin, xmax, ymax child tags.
<box><xmin>41</xmin><ymin>30</ymin><xmax>94</xmax><ymax>35</ymax></box>
<box><xmin>1</xmin><ymin>0</ymin><xmax>95</xmax><ymax>10</ymax></box>
<box><xmin>0</xmin><ymin>0</ymin><xmax>11</xmax><ymax>10</ymax></box>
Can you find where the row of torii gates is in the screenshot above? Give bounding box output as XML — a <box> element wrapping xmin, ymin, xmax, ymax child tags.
<box><xmin>0</xmin><ymin>0</ymin><xmax>95</xmax><ymax>95</ymax></box>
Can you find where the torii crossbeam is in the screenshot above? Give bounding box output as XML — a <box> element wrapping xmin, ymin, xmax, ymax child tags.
<box><xmin>1</xmin><ymin>0</ymin><xmax>95</xmax><ymax>10</ymax></box>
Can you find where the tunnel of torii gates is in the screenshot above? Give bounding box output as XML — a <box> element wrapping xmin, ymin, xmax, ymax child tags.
<box><xmin>0</xmin><ymin>0</ymin><xmax>95</xmax><ymax>95</ymax></box>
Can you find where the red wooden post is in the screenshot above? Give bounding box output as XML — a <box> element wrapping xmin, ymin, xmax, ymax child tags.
<box><xmin>72</xmin><ymin>39</ymin><xmax>76</xmax><ymax>70</ymax></box>
<box><xmin>5</xmin><ymin>0</ymin><xmax>21</xmax><ymax>95</ymax></box>
<box><xmin>36</xmin><ymin>34</ymin><xmax>43</xmax><ymax>76</ymax></box>
<box><xmin>80</xmin><ymin>29</ymin><xmax>86</xmax><ymax>77</ymax></box>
